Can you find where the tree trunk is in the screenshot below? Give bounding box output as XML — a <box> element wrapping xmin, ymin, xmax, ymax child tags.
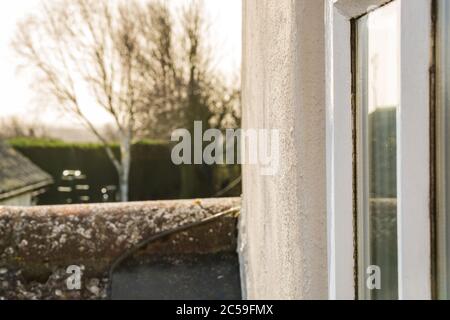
<box><xmin>118</xmin><ymin>133</ymin><xmax>131</xmax><ymax>202</ymax></box>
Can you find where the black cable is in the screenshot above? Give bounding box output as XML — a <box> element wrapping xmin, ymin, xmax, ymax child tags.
<box><xmin>106</xmin><ymin>206</ymin><xmax>241</xmax><ymax>299</ymax></box>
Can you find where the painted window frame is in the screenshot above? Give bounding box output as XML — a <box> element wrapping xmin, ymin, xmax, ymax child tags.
<box><xmin>326</xmin><ymin>0</ymin><xmax>432</xmax><ymax>300</ymax></box>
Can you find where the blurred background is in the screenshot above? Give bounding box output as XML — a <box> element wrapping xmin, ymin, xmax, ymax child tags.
<box><xmin>0</xmin><ymin>0</ymin><xmax>242</xmax><ymax>206</ymax></box>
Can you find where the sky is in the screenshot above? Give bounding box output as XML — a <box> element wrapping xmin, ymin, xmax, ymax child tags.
<box><xmin>366</xmin><ymin>0</ymin><xmax>399</xmax><ymax>113</ymax></box>
<box><xmin>0</xmin><ymin>0</ymin><xmax>242</xmax><ymax>128</ymax></box>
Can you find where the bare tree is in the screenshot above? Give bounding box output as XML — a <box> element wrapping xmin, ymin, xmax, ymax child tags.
<box><xmin>176</xmin><ymin>1</ymin><xmax>241</xmax><ymax>198</ymax></box>
<box><xmin>13</xmin><ymin>0</ymin><xmax>170</xmax><ymax>201</ymax></box>
<box><xmin>13</xmin><ymin>0</ymin><xmax>240</xmax><ymax>200</ymax></box>
<box><xmin>179</xmin><ymin>1</ymin><xmax>241</xmax><ymax>131</ymax></box>
<box><xmin>135</xmin><ymin>1</ymin><xmax>184</xmax><ymax>139</ymax></box>
<box><xmin>137</xmin><ymin>0</ymin><xmax>241</xmax><ymax>140</ymax></box>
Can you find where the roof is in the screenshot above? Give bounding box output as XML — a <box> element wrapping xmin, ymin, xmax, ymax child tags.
<box><xmin>0</xmin><ymin>142</ymin><xmax>53</xmax><ymax>200</ymax></box>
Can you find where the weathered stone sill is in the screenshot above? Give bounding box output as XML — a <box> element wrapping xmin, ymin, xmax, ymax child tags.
<box><xmin>0</xmin><ymin>197</ymin><xmax>240</xmax><ymax>300</ymax></box>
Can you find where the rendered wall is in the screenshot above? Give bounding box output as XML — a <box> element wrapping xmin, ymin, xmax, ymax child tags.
<box><xmin>239</xmin><ymin>0</ymin><xmax>328</xmax><ymax>299</ymax></box>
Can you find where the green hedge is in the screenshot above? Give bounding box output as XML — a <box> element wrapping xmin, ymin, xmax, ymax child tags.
<box><xmin>9</xmin><ymin>138</ymin><xmax>241</xmax><ymax>204</ymax></box>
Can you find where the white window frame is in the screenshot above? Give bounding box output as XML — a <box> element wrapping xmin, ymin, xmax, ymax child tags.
<box><xmin>326</xmin><ymin>0</ymin><xmax>432</xmax><ymax>300</ymax></box>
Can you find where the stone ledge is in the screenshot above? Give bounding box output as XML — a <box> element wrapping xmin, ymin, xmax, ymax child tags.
<box><xmin>0</xmin><ymin>197</ymin><xmax>240</xmax><ymax>299</ymax></box>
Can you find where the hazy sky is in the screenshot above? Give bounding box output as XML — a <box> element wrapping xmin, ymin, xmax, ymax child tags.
<box><xmin>0</xmin><ymin>0</ymin><xmax>242</xmax><ymax>128</ymax></box>
<box><xmin>367</xmin><ymin>0</ymin><xmax>399</xmax><ymax>113</ymax></box>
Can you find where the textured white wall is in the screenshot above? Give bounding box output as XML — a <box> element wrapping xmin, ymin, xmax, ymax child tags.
<box><xmin>239</xmin><ymin>0</ymin><xmax>328</xmax><ymax>299</ymax></box>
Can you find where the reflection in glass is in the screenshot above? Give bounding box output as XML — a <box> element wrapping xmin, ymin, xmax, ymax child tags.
<box><xmin>356</xmin><ymin>1</ymin><xmax>399</xmax><ymax>300</ymax></box>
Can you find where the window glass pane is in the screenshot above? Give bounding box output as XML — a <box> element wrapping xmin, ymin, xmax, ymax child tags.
<box><xmin>356</xmin><ymin>1</ymin><xmax>400</xmax><ymax>300</ymax></box>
